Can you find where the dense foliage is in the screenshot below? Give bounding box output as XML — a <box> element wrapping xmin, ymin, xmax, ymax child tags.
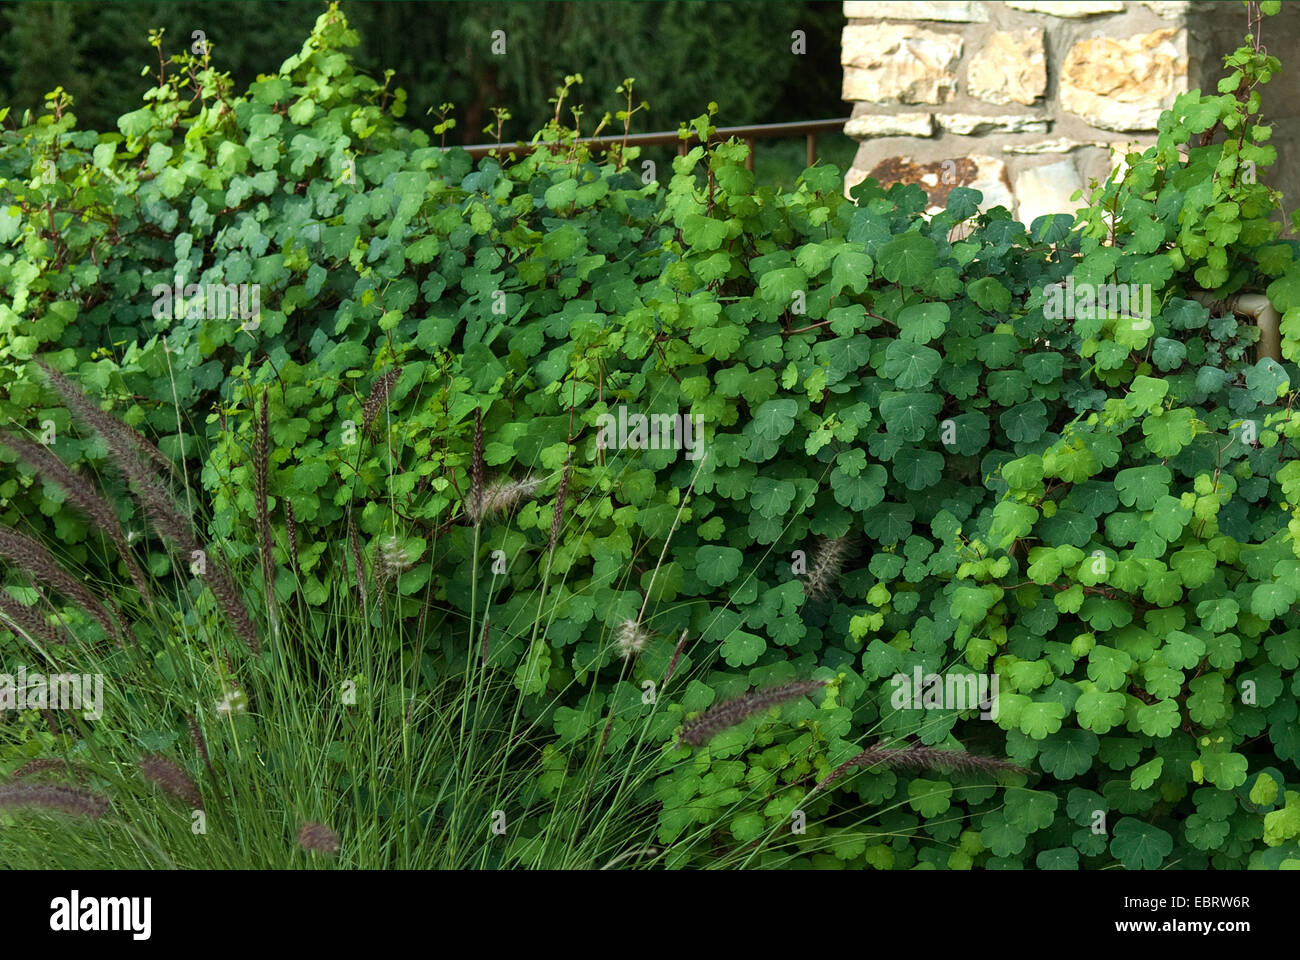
<box><xmin>2</xmin><ymin>2</ymin><xmax>1300</xmax><ymax>868</ymax></box>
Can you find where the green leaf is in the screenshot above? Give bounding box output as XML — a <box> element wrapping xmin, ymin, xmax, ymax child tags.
<box><xmin>1114</xmin><ymin>466</ymin><xmax>1171</xmax><ymax>509</ymax></box>
<box><xmin>758</xmin><ymin>267</ymin><xmax>808</xmax><ymax>305</ymax></box>
<box><xmin>1250</xmin><ymin>772</ymin><xmax>1280</xmax><ymax>807</ymax></box>
<box><xmin>1018</xmin><ymin>701</ymin><xmax>1066</xmax><ymax>739</ymax></box>
<box><xmin>863</xmin><ymin>502</ymin><xmax>914</xmax><ymax>544</ymax></box>
<box><xmin>878</xmin><ymin>392</ymin><xmax>942</xmax><ymax>442</ymax></box>
<box><xmin>681</xmin><ymin>213</ymin><xmax>729</xmax><ymax>251</ymax></box>
<box><xmin>1036</xmin><ymin>847</ymin><xmax>1079</xmax><ymax>870</ymax></box>
<box><xmin>1000</xmin><ymin>401</ymin><xmax>1047</xmax><ymax>443</ymax></box>
<box><xmin>907</xmin><ymin>778</ymin><xmax>953</xmax><ymax>818</ymax></box>
<box><xmin>1197</xmin><ymin>597</ymin><xmax>1240</xmax><ymax>633</ymax></box>
<box><xmin>1130</xmin><ymin>757</ymin><xmax>1164</xmax><ymax>789</ymax></box>
<box><xmin>1142</xmin><ymin>407</ymin><xmax>1197</xmax><ymax>458</ymax></box>
<box><xmin>896</xmin><ymin>302</ymin><xmax>949</xmax><ymax>343</ymax></box>
<box><xmin>831</xmin><ymin>462</ymin><xmax>887</xmax><ymax>511</ymax></box>
<box><xmin>882</xmin><ymin>341</ymin><xmax>942</xmax><ymax>389</ymax></box>
<box><xmin>989</xmin><ymin>500</ymin><xmax>1038</xmax><ymax>549</ymax></box>
<box><xmin>1005</xmin><ymin>789</ymin><xmax>1058</xmax><ymax>830</ymax></box>
<box><xmin>729</xmin><ymin>812</ymin><xmax>767</xmax><ymax>843</ymax></box>
<box><xmin>1251</xmin><ymin>581</ymin><xmax>1296</xmax><ymax>620</ymax></box>
<box><xmin>1087</xmin><ymin>646</ymin><xmax>1132</xmax><ymax>691</ymax></box>
<box><xmin>1245</xmin><ymin>357</ymin><xmax>1289</xmax><ymax>403</ymax></box>
<box><xmin>1075</xmin><ymin>689</ymin><xmax>1126</xmax><ymax>734</ymax></box>
<box><xmin>1037</xmin><ymin>729</ymin><xmax>1100</xmax><ymax>778</ymax></box>
<box><xmin>952</xmin><ymin>586</ymin><xmax>997</xmax><ymax>622</ymax></box>
<box><xmin>1133</xmin><ymin>699</ymin><xmax>1180</xmax><ymax>737</ymax></box>
<box><xmin>1128</xmin><ymin>377</ymin><xmax>1170</xmax><ymax>416</ymax></box>
<box><xmin>1002</xmin><ymin>455</ymin><xmax>1044</xmax><ymax>492</ymax></box>
<box><xmin>1198</xmin><ymin>751</ymin><xmax>1249</xmax><ymax>789</ymax></box>
<box><xmin>1111</xmin><ymin>818</ymin><xmax>1174</xmax><ymax>869</ymax></box>
<box><xmin>720</xmin><ymin>629</ymin><xmax>766</xmax><ymax>667</ymax></box>
<box><xmin>750</xmin><ymin>477</ymin><xmax>797</xmax><ymax>518</ymax></box>
<box><xmin>892</xmin><ymin>447</ymin><xmax>945</xmax><ymax>490</ymax></box>
<box><xmin>1263</xmin><ymin>795</ymin><xmax>1300</xmax><ymax>847</ymax></box>
<box><xmin>877</xmin><ymin>233</ymin><xmax>937</xmax><ymax>285</ymax></box>
<box><xmin>968</xmin><ymin>277</ymin><xmax>1011</xmax><ymax>314</ymax></box>
<box><xmin>695</xmin><ymin>546</ymin><xmax>744</xmax><ymax>586</ymax></box>
<box><xmin>1162</xmin><ymin>631</ymin><xmax>1207</xmax><ymax>670</ymax></box>
<box><xmin>830</xmin><ymin>249</ymin><xmax>873</xmax><ymax>296</ymax></box>
<box><xmin>750</xmin><ymin>398</ymin><xmax>799</xmax><ymax>441</ymax></box>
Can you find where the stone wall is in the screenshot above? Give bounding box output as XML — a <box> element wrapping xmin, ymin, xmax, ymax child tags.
<box><xmin>839</xmin><ymin>1</ymin><xmax>1288</xmax><ymax>225</ymax></box>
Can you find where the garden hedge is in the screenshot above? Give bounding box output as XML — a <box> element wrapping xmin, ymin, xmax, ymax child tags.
<box><xmin>3</xmin><ymin>2</ymin><xmax>1300</xmax><ymax>868</ymax></box>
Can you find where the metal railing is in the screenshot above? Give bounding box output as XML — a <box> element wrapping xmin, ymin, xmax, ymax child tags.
<box><xmin>459</xmin><ymin>117</ymin><xmax>850</xmax><ymax>170</ymax></box>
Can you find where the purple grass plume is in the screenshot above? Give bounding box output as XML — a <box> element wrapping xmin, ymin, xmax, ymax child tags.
<box><xmin>663</xmin><ymin>629</ymin><xmax>689</xmax><ymax>687</ymax></box>
<box><xmin>0</xmin><ymin>782</ymin><xmax>108</xmax><ymax>819</ymax></box>
<box><xmin>0</xmin><ymin>527</ymin><xmax>122</xmax><ymax>641</ymax></box>
<box><xmin>298</xmin><ymin>821</ymin><xmax>340</xmax><ymax>854</ymax></box>
<box><xmin>547</xmin><ymin>454</ymin><xmax>571</xmax><ymax>553</ymax></box>
<box><xmin>679</xmin><ymin>679</ymin><xmax>827</xmax><ymax>748</ymax></box>
<box><xmin>811</xmin><ymin>740</ymin><xmax>1027</xmax><ymax>796</ymax></box>
<box><xmin>361</xmin><ymin>367</ymin><xmax>401</xmax><ymax>434</ymax></box>
<box><xmin>31</xmin><ymin>361</ymin><xmax>260</xmax><ymax>653</ymax></box>
<box><xmin>11</xmin><ymin>758</ymin><xmax>91</xmax><ymax>781</ymax></box>
<box><xmin>139</xmin><ymin>754</ymin><xmax>204</xmax><ymax>810</ymax></box>
<box><xmin>0</xmin><ymin>432</ymin><xmax>152</xmax><ymax>602</ymax></box>
<box><xmin>0</xmin><ymin>589</ymin><xmax>63</xmax><ymax>647</ymax></box>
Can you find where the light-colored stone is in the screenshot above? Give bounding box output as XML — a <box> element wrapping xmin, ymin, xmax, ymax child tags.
<box><xmin>845</xmin><ymin>166</ymin><xmax>872</xmax><ymax>196</ymax></box>
<box><xmin>966</xmin><ymin>154</ymin><xmax>1017</xmax><ymax>213</ymax></box>
<box><xmin>1002</xmin><ymin>137</ymin><xmax>1109</xmax><ymax>154</ymax></box>
<box><xmin>1138</xmin><ymin>1</ymin><xmax>1189</xmax><ymax>18</ymax></box>
<box><xmin>1015</xmin><ymin>159</ymin><xmax>1086</xmax><ymax>225</ymax></box>
<box><xmin>842</xmin><ymin>1</ymin><xmax>989</xmax><ymax>21</ymax></box>
<box><xmin>967</xmin><ymin>28</ymin><xmax>1046</xmax><ymax>106</ymax></box>
<box><xmin>845</xmin><ymin>112</ymin><xmax>936</xmax><ymax>138</ymax></box>
<box><xmin>1105</xmin><ymin>139</ymin><xmax>1155</xmax><ymax>181</ymax></box>
<box><xmin>1060</xmin><ymin>28</ymin><xmax>1187</xmax><ymax>131</ymax></box>
<box><xmin>850</xmin><ymin>151</ymin><xmax>1013</xmax><ymax>212</ymax></box>
<box><xmin>1005</xmin><ymin>0</ymin><xmax>1124</xmax><ymax>16</ymax></box>
<box><xmin>841</xmin><ymin>24</ymin><xmax>963</xmax><ymax>104</ymax></box>
<box><xmin>936</xmin><ymin>113</ymin><xmax>1049</xmax><ymax>135</ymax></box>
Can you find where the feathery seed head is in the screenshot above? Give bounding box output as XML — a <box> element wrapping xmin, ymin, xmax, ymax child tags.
<box><xmin>471</xmin><ymin>407</ymin><xmax>485</xmax><ymax>512</ymax></box>
<box><xmin>663</xmin><ymin>629</ymin><xmax>689</xmax><ymax>686</ymax></box>
<box><xmin>30</xmin><ymin>363</ymin><xmax>258</xmax><ymax>652</ymax></box>
<box><xmin>679</xmin><ymin>679</ymin><xmax>827</xmax><ymax>748</ymax></box>
<box><xmin>139</xmin><ymin>754</ymin><xmax>203</xmax><ymax>810</ymax></box>
<box><xmin>472</xmin><ymin>476</ymin><xmax>543</xmax><ymax>524</ymax></box>
<box><xmin>803</xmin><ymin>536</ymin><xmax>853</xmax><ymax>601</ymax></box>
<box><xmin>187</xmin><ymin>715</ymin><xmax>210</xmax><ymax>764</ymax></box>
<box><xmin>362</xmin><ymin>367</ymin><xmax>401</xmax><ymax>432</ymax></box>
<box><xmin>0</xmin><ymin>590</ymin><xmax>63</xmax><ymax>647</ymax></box>
<box><xmin>284</xmin><ymin>497</ymin><xmax>300</xmax><ymax>577</ymax></box>
<box><xmin>810</xmin><ymin>741</ymin><xmax>1027</xmax><ymax>796</ymax></box>
<box><xmin>215</xmin><ymin>688</ymin><xmax>249</xmax><ymax>717</ymax></box>
<box><xmin>347</xmin><ymin>512</ymin><xmax>368</xmax><ymax>611</ymax></box>
<box><xmin>298</xmin><ymin>821</ymin><xmax>340</xmax><ymax>854</ymax></box>
<box><xmin>547</xmin><ymin>455</ymin><xmax>571</xmax><ymax>553</ymax></box>
<box><xmin>615</xmin><ymin>619</ymin><xmax>650</xmax><ymax>660</ymax></box>
<box><xmin>0</xmin><ymin>526</ymin><xmax>121</xmax><ymax>640</ymax></box>
<box><xmin>0</xmin><ymin>783</ymin><xmax>108</xmax><ymax>819</ymax></box>
<box><xmin>0</xmin><ymin>432</ymin><xmax>151</xmax><ymax>602</ymax></box>
<box><xmin>379</xmin><ymin>535</ymin><xmax>413</xmax><ymax>578</ymax></box>
<box><xmin>12</xmin><ymin>758</ymin><xmax>75</xmax><ymax>780</ymax></box>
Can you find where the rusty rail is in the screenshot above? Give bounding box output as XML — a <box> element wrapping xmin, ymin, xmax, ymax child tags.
<box><xmin>459</xmin><ymin>117</ymin><xmax>849</xmax><ymax>170</ymax></box>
